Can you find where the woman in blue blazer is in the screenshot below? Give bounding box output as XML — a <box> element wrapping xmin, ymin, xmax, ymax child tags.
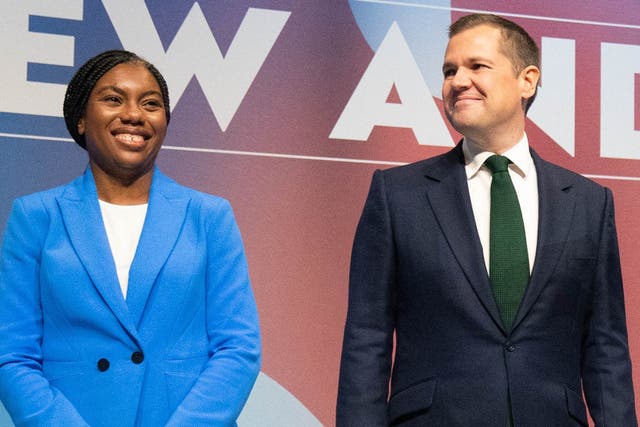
<box><xmin>0</xmin><ymin>50</ymin><xmax>261</xmax><ymax>426</ymax></box>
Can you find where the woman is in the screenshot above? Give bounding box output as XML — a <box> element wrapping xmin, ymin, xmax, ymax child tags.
<box><xmin>0</xmin><ymin>50</ymin><xmax>261</xmax><ymax>426</ymax></box>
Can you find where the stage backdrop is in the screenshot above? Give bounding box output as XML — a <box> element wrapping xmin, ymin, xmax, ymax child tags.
<box><xmin>1</xmin><ymin>1</ymin><xmax>639</xmax><ymax>425</ymax></box>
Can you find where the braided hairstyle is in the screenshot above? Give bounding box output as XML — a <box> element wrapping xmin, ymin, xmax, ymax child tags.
<box><xmin>63</xmin><ymin>50</ymin><xmax>170</xmax><ymax>149</ymax></box>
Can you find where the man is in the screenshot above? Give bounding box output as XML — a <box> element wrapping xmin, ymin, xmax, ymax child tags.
<box><xmin>337</xmin><ymin>13</ymin><xmax>636</xmax><ymax>426</ymax></box>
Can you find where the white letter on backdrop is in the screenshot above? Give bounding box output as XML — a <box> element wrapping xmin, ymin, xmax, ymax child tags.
<box><xmin>0</xmin><ymin>0</ymin><xmax>82</xmax><ymax>117</ymax></box>
<box><xmin>102</xmin><ymin>1</ymin><xmax>290</xmax><ymax>131</ymax></box>
<box><xmin>600</xmin><ymin>42</ymin><xmax>640</xmax><ymax>159</ymax></box>
<box><xmin>330</xmin><ymin>21</ymin><xmax>453</xmax><ymax>147</ymax></box>
<box><xmin>528</xmin><ymin>37</ymin><xmax>576</xmax><ymax>156</ymax></box>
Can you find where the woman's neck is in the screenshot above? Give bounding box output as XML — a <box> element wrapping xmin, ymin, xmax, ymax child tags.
<box><xmin>91</xmin><ymin>163</ymin><xmax>153</xmax><ymax>205</ymax></box>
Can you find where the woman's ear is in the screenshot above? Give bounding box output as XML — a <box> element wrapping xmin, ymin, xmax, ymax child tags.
<box><xmin>77</xmin><ymin>118</ymin><xmax>85</xmax><ymax>136</ymax></box>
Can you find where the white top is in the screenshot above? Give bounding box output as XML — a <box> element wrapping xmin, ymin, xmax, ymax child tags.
<box><xmin>98</xmin><ymin>200</ymin><xmax>148</xmax><ymax>298</ymax></box>
<box><xmin>463</xmin><ymin>134</ymin><xmax>539</xmax><ymax>275</ymax></box>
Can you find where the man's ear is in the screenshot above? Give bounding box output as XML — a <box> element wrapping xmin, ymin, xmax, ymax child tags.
<box><xmin>77</xmin><ymin>118</ymin><xmax>85</xmax><ymax>136</ymax></box>
<box><xmin>520</xmin><ymin>65</ymin><xmax>540</xmax><ymax>100</ymax></box>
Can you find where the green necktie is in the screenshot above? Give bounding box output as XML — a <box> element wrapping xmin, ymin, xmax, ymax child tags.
<box><xmin>485</xmin><ymin>155</ymin><xmax>529</xmax><ymax>330</ymax></box>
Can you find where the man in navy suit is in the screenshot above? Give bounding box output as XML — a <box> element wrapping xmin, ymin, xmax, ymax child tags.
<box><xmin>337</xmin><ymin>13</ymin><xmax>637</xmax><ymax>426</ymax></box>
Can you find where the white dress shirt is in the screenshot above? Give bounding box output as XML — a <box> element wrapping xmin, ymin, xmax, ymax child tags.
<box><xmin>463</xmin><ymin>135</ymin><xmax>539</xmax><ymax>275</ymax></box>
<box><xmin>99</xmin><ymin>200</ymin><xmax>148</xmax><ymax>298</ymax></box>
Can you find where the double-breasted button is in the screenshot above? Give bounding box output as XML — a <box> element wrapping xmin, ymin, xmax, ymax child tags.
<box><xmin>97</xmin><ymin>358</ymin><xmax>110</xmax><ymax>372</ymax></box>
<box><xmin>131</xmin><ymin>351</ymin><xmax>144</xmax><ymax>364</ymax></box>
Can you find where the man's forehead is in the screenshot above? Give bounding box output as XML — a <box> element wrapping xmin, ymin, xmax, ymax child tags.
<box><xmin>444</xmin><ymin>26</ymin><xmax>509</xmax><ymax>59</ymax></box>
<box><xmin>446</xmin><ymin>27</ymin><xmax>502</xmax><ymax>52</ymax></box>
<box><xmin>448</xmin><ymin>24</ymin><xmax>503</xmax><ymax>43</ymax></box>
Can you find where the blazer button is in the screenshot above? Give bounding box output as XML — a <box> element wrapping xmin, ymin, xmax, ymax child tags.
<box><xmin>505</xmin><ymin>342</ymin><xmax>517</xmax><ymax>352</ymax></box>
<box><xmin>97</xmin><ymin>358</ymin><xmax>110</xmax><ymax>372</ymax></box>
<box><xmin>131</xmin><ymin>351</ymin><xmax>144</xmax><ymax>364</ymax></box>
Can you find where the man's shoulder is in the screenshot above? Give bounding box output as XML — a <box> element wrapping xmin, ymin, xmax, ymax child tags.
<box><xmin>533</xmin><ymin>153</ymin><xmax>607</xmax><ymax>193</ymax></box>
<box><xmin>379</xmin><ymin>148</ymin><xmax>460</xmax><ymax>180</ymax></box>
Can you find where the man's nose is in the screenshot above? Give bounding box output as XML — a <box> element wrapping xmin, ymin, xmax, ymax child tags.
<box><xmin>450</xmin><ymin>67</ymin><xmax>471</xmax><ymax>89</ymax></box>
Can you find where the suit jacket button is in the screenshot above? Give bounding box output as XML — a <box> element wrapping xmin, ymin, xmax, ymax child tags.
<box><xmin>505</xmin><ymin>342</ymin><xmax>517</xmax><ymax>352</ymax></box>
<box><xmin>131</xmin><ymin>351</ymin><xmax>144</xmax><ymax>364</ymax></box>
<box><xmin>97</xmin><ymin>358</ymin><xmax>110</xmax><ymax>372</ymax></box>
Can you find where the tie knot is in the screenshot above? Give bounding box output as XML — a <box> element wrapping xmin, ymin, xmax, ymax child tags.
<box><xmin>485</xmin><ymin>155</ymin><xmax>510</xmax><ymax>174</ymax></box>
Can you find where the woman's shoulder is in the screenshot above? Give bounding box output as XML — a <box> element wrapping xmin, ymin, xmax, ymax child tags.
<box><xmin>154</xmin><ymin>170</ymin><xmax>232</xmax><ymax>212</ymax></box>
<box><xmin>13</xmin><ymin>175</ymin><xmax>83</xmax><ymax>212</ymax></box>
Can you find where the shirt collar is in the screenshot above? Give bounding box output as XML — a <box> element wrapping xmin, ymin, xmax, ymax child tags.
<box><xmin>463</xmin><ymin>134</ymin><xmax>534</xmax><ymax>180</ymax></box>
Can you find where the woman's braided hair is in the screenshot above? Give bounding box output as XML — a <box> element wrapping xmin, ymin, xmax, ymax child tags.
<box><xmin>63</xmin><ymin>50</ymin><xmax>170</xmax><ymax>149</ymax></box>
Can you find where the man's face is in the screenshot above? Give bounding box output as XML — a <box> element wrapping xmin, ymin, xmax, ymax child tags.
<box><xmin>78</xmin><ymin>62</ymin><xmax>167</xmax><ymax>182</ymax></box>
<box><xmin>442</xmin><ymin>25</ymin><xmax>536</xmax><ymax>146</ymax></box>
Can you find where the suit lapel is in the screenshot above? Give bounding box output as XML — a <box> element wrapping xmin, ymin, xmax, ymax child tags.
<box><xmin>511</xmin><ymin>150</ymin><xmax>577</xmax><ymax>330</ymax></box>
<box><xmin>57</xmin><ymin>168</ymin><xmax>139</xmax><ymax>339</ymax></box>
<box><xmin>424</xmin><ymin>145</ymin><xmax>505</xmax><ymax>332</ymax></box>
<box><xmin>126</xmin><ymin>169</ymin><xmax>190</xmax><ymax>327</ymax></box>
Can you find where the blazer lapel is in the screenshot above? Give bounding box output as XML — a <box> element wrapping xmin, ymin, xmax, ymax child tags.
<box><xmin>57</xmin><ymin>168</ymin><xmax>139</xmax><ymax>339</ymax></box>
<box><xmin>511</xmin><ymin>150</ymin><xmax>577</xmax><ymax>330</ymax></box>
<box><xmin>126</xmin><ymin>169</ymin><xmax>190</xmax><ymax>327</ymax></box>
<box><xmin>424</xmin><ymin>144</ymin><xmax>505</xmax><ymax>332</ymax></box>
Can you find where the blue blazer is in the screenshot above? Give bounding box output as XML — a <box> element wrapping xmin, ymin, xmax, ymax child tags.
<box><xmin>337</xmin><ymin>144</ymin><xmax>637</xmax><ymax>426</ymax></box>
<box><xmin>0</xmin><ymin>167</ymin><xmax>261</xmax><ymax>427</ymax></box>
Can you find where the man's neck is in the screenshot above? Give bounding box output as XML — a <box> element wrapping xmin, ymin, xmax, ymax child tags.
<box><xmin>464</xmin><ymin>131</ymin><xmax>526</xmax><ymax>155</ymax></box>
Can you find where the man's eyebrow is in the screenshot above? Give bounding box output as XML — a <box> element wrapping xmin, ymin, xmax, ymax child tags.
<box><xmin>442</xmin><ymin>56</ymin><xmax>495</xmax><ymax>70</ymax></box>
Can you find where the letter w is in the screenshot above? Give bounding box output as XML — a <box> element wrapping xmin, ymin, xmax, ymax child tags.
<box><xmin>102</xmin><ymin>1</ymin><xmax>290</xmax><ymax>131</ymax></box>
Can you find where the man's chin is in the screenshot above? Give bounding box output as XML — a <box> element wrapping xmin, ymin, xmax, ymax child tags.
<box><xmin>449</xmin><ymin>119</ymin><xmax>477</xmax><ymax>136</ymax></box>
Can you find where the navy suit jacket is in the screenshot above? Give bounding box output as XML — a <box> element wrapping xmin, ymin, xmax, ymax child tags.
<box><xmin>337</xmin><ymin>144</ymin><xmax>636</xmax><ymax>426</ymax></box>
<box><xmin>0</xmin><ymin>167</ymin><xmax>261</xmax><ymax>426</ymax></box>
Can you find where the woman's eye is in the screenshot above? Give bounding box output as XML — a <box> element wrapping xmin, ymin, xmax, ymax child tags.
<box><xmin>143</xmin><ymin>100</ymin><xmax>163</xmax><ymax>110</ymax></box>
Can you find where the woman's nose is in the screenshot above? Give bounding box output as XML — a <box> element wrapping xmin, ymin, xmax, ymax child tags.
<box><xmin>120</xmin><ymin>102</ymin><xmax>144</xmax><ymax>124</ymax></box>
